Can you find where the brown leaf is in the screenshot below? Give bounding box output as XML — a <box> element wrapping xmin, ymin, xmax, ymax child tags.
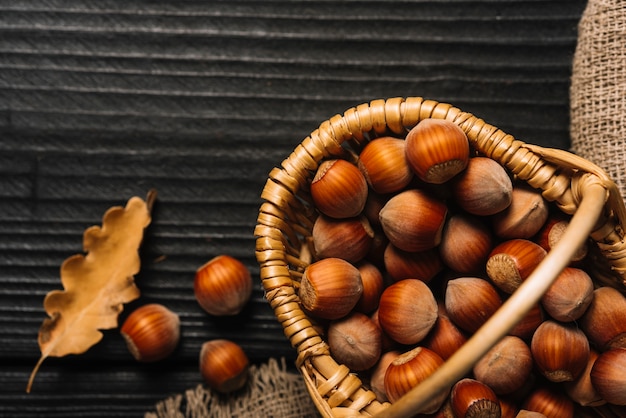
<box><xmin>26</xmin><ymin>191</ymin><xmax>155</xmax><ymax>393</ymax></box>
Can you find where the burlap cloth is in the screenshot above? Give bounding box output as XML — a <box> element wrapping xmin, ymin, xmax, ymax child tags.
<box><xmin>570</xmin><ymin>0</ymin><xmax>626</xmax><ymax>200</ymax></box>
<box><xmin>145</xmin><ymin>358</ymin><xmax>319</xmax><ymax>418</ymax></box>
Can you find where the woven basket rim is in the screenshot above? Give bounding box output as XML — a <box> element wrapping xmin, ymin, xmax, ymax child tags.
<box><xmin>254</xmin><ymin>96</ymin><xmax>626</xmax><ymax>417</ymax></box>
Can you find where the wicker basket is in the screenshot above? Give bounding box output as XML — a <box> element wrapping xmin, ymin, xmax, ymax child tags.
<box><xmin>254</xmin><ymin>97</ymin><xmax>626</xmax><ymax>417</ymax></box>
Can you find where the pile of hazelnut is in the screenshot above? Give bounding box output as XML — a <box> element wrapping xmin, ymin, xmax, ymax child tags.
<box><xmin>120</xmin><ymin>254</ymin><xmax>253</xmax><ymax>394</ymax></box>
<box><xmin>300</xmin><ymin>119</ymin><xmax>626</xmax><ymax>417</ymax></box>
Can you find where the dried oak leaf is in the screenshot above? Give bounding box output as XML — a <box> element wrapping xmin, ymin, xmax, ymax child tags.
<box><xmin>26</xmin><ymin>191</ymin><xmax>155</xmax><ymax>393</ymax></box>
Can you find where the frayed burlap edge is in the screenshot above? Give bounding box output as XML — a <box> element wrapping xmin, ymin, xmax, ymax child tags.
<box><xmin>570</xmin><ymin>0</ymin><xmax>626</xmax><ymax>202</ymax></box>
<box><xmin>145</xmin><ymin>358</ymin><xmax>320</xmax><ymax>418</ymax></box>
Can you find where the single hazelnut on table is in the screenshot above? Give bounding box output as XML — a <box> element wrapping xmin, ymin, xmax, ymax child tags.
<box><xmin>121</xmin><ymin>303</ymin><xmax>180</xmax><ymax>362</ymax></box>
<box><xmin>405</xmin><ymin>118</ymin><xmax>470</xmax><ymax>184</ymax></box>
<box><xmin>310</xmin><ymin>158</ymin><xmax>368</xmax><ymax>219</ymax></box>
<box><xmin>194</xmin><ymin>254</ymin><xmax>253</xmax><ymax>316</ymax></box>
<box><xmin>199</xmin><ymin>339</ymin><xmax>249</xmax><ymax>394</ymax></box>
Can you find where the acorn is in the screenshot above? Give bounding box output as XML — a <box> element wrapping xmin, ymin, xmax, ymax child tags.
<box><xmin>311</xmin><ymin>159</ymin><xmax>368</xmax><ymax>219</ymax></box>
<box><xmin>405</xmin><ymin>118</ymin><xmax>470</xmax><ymax>184</ymax></box>
<box><xmin>121</xmin><ymin>303</ymin><xmax>180</xmax><ymax>362</ymax></box>
<box><xmin>379</xmin><ymin>188</ymin><xmax>448</xmax><ymax>252</ymax></box>
<box><xmin>357</xmin><ymin>136</ymin><xmax>414</xmax><ymax>194</ymax></box>
<box><xmin>299</xmin><ymin>258</ymin><xmax>363</xmax><ymax>320</ymax></box>
<box><xmin>199</xmin><ymin>339</ymin><xmax>249</xmax><ymax>394</ymax></box>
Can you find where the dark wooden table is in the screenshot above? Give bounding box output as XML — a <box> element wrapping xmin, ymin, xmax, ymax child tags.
<box><xmin>0</xmin><ymin>1</ymin><xmax>587</xmax><ymax>416</ymax></box>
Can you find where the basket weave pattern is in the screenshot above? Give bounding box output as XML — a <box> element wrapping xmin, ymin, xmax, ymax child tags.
<box><xmin>254</xmin><ymin>97</ymin><xmax>626</xmax><ymax>417</ymax></box>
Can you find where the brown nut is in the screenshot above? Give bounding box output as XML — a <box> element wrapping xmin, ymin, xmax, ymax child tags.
<box><xmin>451</xmin><ymin>156</ymin><xmax>513</xmax><ymax>216</ymax></box>
<box><xmin>379</xmin><ymin>188</ymin><xmax>448</xmax><ymax>252</ymax></box>
<box><xmin>530</xmin><ymin>320</ymin><xmax>590</xmax><ymax>383</ymax></box>
<box><xmin>590</xmin><ymin>347</ymin><xmax>626</xmax><ymax>406</ymax></box>
<box><xmin>450</xmin><ymin>378</ymin><xmax>502</xmax><ymax>418</ymax></box>
<box><xmin>312</xmin><ymin>214</ymin><xmax>374</xmax><ymax>263</ymax></box>
<box><xmin>384</xmin><ymin>346</ymin><xmax>449</xmax><ymax>413</ymax></box>
<box><xmin>311</xmin><ymin>159</ymin><xmax>368</xmax><ymax>219</ymax></box>
<box><xmin>199</xmin><ymin>339</ymin><xmax>249</xmax><ymax>394</ymax></box>
<box><xmin>358</xmin><ymin>136</ymin><xmax>414</xmax><ymax>194</ymax></box>
<box><xmin>579</xmin><ymin>286</ymin><xmax>626</xmax><ymax>351</ymax></box>
<box><xmin>121</xmin><ymin>303</ymin><xmax>180</xmax><ymax>363</ymax></box>
<box><xmin>444</xmin><ymin>277</ymin><xmax>503</xmax><ymax>334</ymax></box>
<box><xmin>328</xmin><ymin>312</ymin><xmax>382</xmax><ymax>371</ymax></box>
<box><xmin>383</xmin><ymin>244</ymin><xmax>444</xmax><ymax>284</ymax></box>
<box><xmin>522</xmin><ymin>385</ymin><xmax>574</xmax><ymax>418</ymax></box>
<box><xmin>563</xmin><ymin>349</ymin><xmax>605</xmax><ymax>407</ymax></box>
<box><xmin>438</xmin><ymin>213</ymin><xmax>494</xmax><ymax>274</ymax></box>
<box><xmin>486</xmin><ymin>239</ymin><xmax>547</xmax><ymax>294</ymax></box>
<box><xmin>377</xmin><ymin>279</ymin><xmax>438</xmax><ymax>345</ymax></box>
<box><xmin>473</xmin><ymin>335</ymin><xmax>533</xmax><ymax>395</ymax></box>
<box><xmin>492</xmin><ymin>183</ymin><xmax>549</xmax><ymax>239</ymax></box>
<box><xmin>194</xmin><ymin>254</ymin><xmax>253</xmax><ymax>316</ymax></box>
<box><xmin>299</xmin><ymin>258</ymin><xmax>363</xmax><ymax>320</ymax></box>
<box><xmin>405</xmin><ymin>118</ymin><xmax>470</xmax><ymax>184</ymax></box>
<box><xmin>540</xmin><ymin>267</ymin><xmax>594</xmax><ymax>322</ymax></box>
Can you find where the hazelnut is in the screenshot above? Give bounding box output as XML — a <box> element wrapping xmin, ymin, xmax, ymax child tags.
<box><xmin>299</xmin><ymin>258</ymin><xmax>363</xmax><ymax>320</ymax></box>
<box><xmin>473</xmin><ymin>335</ymin><xmax>533</xmax><ymax>395</ymax></box>
<box><xmin>579</xmin><ymin>286</ymin><xmax>626</xmax><ymax>351</ymax></box>
<box><xmin>563</xmin><ymin>349</ymin><xmax>605</xmax><ymax>407</ymax></box>
<box><xmin>311</xmin><ymin>159</ymin><xmax>368</xmax><ymax>219</ymax></box>
<box><xmin>451</xmin><ymin>156</ymin><xmax>513</xmax><ymax>216</ymax></box>
<box><xmin>383</xmin><ymin>244</ymin><xmax>444</xmax><ymax>283</ymax></box>
<box><xmin>522</xmin><ymin>385</ymin><xmax>574</xmax><ymax>418</ymax></box>
<box><xmin>405</xmin><ymin>118</ymin><xmax>470</xmax><ymax>184</ymax></box>
<box><xmin>486</xmin><ymin>239</ymin><xmax>547</xmax><ymax>294</ymax></box>
<box><xmin>353</xmin><ymin>261</ymin><xmax>385</xmax><ymax>314</ymax></box>
<box><xmin>445</xmin><ymin>277</ymin><xmax>503</xmax><ymax>334</ymax></box>
<box><xmin>377</xmin><ymin>279</ymin><xmax>438</xmax><ymax>345</ymax></box>
<box><xmin>327</xmin><ymin>312</ymin><xmax>382</xmax><ymax>371</ymax></box>
<box><xmin>358</xmin><ymin>136</ymin><xmax>414</xmax><ymax>194</ymax></box>
<box><xmin>121</xmin><ymin>303</ymin><xmax>180</xmax><ymax>362</ymax></box>
<box><xmin>450</xmin><ymin>378</ymin><xmax>502</xmax><ymax>418</ymax></box>
<box><xmin>194</xmin><ymin>254</ymin><xmax>253</xmax><ymax>316</ymax></box>
<box><xmin>540</xmin><ymin>267</ymin><xmax>594</xmax><ymax>322</ymax></box>
<box><xmin>492</xmin><ymin>184</ymin><xmax>549</xmax><ymax>239</ymax></box>
<box><xmin>590</xmin><ymin>347</ymin><xmax>626</xmax><ymax>406</ymax></box>
<box><xmin>379</xmin><ymin>188</ymin><xmax>448</xmax><ymax>252</ymax></box>
<box><xmin>312</xmin><ymin>214</ymin><xmax>374</xmax><ymax>263</ymax></box>
<box><xmin>438</xmin><ymin>213</ymin><xmax>494</xmax><ymax>274</ymax></box>
<box><xmin>199</xmin><ymin>339</ymin><xmax>249</xmax><ymax>394</ymax></box>
<box><xmin>530</xmin><ymin>320</ymin><xmax>590</xmax><ymax>383</ymax></box>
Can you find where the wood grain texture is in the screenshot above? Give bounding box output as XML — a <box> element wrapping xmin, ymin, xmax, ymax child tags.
<box><xmin>0</xmin><ymin>0</ymin><xmax>587</xmax><ymax>416</ymax></box>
